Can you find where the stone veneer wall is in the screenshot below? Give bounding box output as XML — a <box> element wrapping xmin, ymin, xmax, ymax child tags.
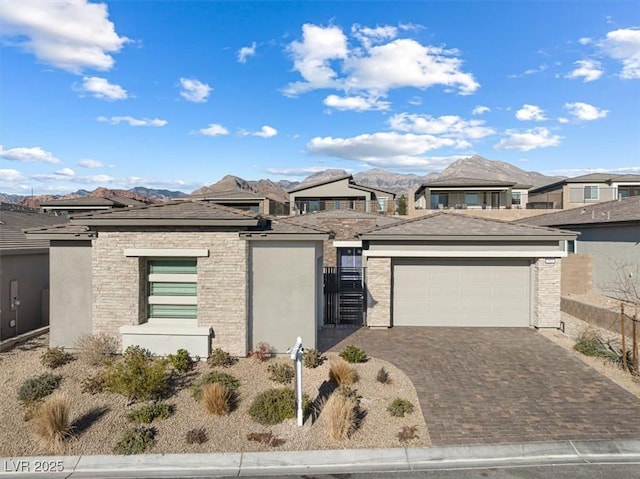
<box><xmin>92</xmin><ymin>231</ymin><xmax>248</xmax><ymax>356</ymax></box>
<box><xmin>365</xmin><ymin>257</ymin><xmax>391</xmax><ymax>328</ymax></box>
<box><xmin>533</xmin><ymin>258</ymin><xmax>562</xmax><ymax>328</ymax></box>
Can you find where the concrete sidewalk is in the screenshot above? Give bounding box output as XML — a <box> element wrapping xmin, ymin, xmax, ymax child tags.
<box><xmin>2</xmin><ymin>439</ymin><xmax>639</xmax><ymax>478</ymax></box>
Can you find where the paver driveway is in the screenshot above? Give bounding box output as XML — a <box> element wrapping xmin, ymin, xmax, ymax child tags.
<box><xmin>319</xmin><ymin>327</ymin><xmax>640</xmax><ymax>446</ymax></box>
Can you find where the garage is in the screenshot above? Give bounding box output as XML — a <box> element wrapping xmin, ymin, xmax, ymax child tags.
<box><xmin>393</xmin><ymin>258</ymin><xmax>532</xmax><ymax>327</ymax></box>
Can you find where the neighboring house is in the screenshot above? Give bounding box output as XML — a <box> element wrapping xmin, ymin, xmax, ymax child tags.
<box><xmin>0</xmin><ymin>203</ymin><xmax>68</xmax><ymax>340</ymax></box>
<box><xmin>184</xmin><ymin>190</ymin><xmax>288</xmax><ymax>215</ymax></box>
<box><xmin>516</xmin><ymin>197</ymin><xmax>640</xmax><ymax>298</ymax></box>
<box><xmin>359</xmin><ymin>212</ymin><xmax>575</xmax><ymax>329</ymax></box>
<box><xmin>414</xmin><ymin>177</ymin><xmax>531</xmax><ymax>210</ymax></box>
<box><xmin>288</xmin><ymin>175</ymin><xmax>396</xmax><ymax>215</ymax></box>
<box><xmin>40</xmin><ymin>196</ymin><xmax>147</xmax><ymax>217</ymax></box>
<box><xmin>25</xmin><ymin>201</ymin><xmax>330</xmax><ymax>357</ymax></box>
<box><xmin>528</xmin><ymin>173</ymin><xmax>640</xmax><ymax>209</ymax></box>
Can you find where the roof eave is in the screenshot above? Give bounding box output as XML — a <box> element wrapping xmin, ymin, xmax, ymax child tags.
<box><xmin>71</xmin><ymin>219</ymin><xmax>261</xmax><ymax>226</ymax></box>
<box><xmin>241</xmin><ymin>233</ymin><xmax>331</xmax><ymax>241</ymax></box>
<box><xmin>360</xmin><ymin>234</ymin><xmax>577</xmax><ymax>241</ymax></box>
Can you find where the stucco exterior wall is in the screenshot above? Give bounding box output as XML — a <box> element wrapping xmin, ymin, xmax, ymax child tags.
<box><xmin>49</xmin><ymin>242</ymin><xmax>93</xmax><ymax>348</ymax></box>
<box><xmin>249</xmin><ymin>241</ymin><xmax>322</xmax><ymax>353</ymax></box>
<box><xmin>365</xmin><ymin>257</ymin><xmax>391</xmax><ymax>328</ymax></box>
<box><xmin>533</xmin><ymin>258</ymin><xmax>562</xmax><ymax>328</ymax></box>
<box><xmin>0</xmin><ymin>251</ymin><xmax>50</xmax><ymax>340</ymax></box>
<box><xmin>92</xmin><ymin>231</ymin><xmax>248</xmax><ymax>355</ymax></box>
<box><xmin>561</xmin><ymin>254</ymin><xmax>592</xmax><ymax>295</ymax></box>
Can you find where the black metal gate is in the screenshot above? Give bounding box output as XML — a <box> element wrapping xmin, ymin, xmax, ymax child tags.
<box><xmin>323</xmin><ymin>267</ymin><xmax>366</xmax><ymax>325</ymax></box>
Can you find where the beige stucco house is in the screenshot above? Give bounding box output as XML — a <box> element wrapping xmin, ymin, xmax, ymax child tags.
<box><xmin>184</xmin><ymin>190</ymin><xmax>288</xmax><ymax>215</ymax></box>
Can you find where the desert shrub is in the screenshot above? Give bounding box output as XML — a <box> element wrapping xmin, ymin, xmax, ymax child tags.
<box><xmin>167</xmin><ymin>349</ymin><xmax>194</xmax><ymax>373</ymax></box>
<box><xmin>32</xmin><ymin>394</ymin><xmax>72</xmax><ymax>452</ymax></box>
<box><xmin>126</xmin><ymin>402</ymin><xmax>173</xmax><ymax>424</ymax></box>
<box><xmin>249</xmin><ymin>342</ymin><xmax>273</xmax><ymax>362</ymax></box>
<box><xmin>321</xmin><ymin>391</ymin><xmax>359</xmax><ymax>441</ymax></box>
<box><xmin>102</xmin><ymin>346</ymin><xmax>169</xmax><ymax>402</ymax></box>
<box><xmin>376</xmin><ymin>367</ymin><xmax>391</xmax><ymax>384</ymax></box>
<box><xmin>18</xmin><ymin>373</ymin><xmax>62</xmax><ymax>405</ymax></box>
<box><xmin>388</xmin><ymin>398</ymin><xmax>414</xmax><ymax>417</ymax></box>
<box><xmin>80</xmin><ymin>373</ymin><xmax>105</xmax><ymax>395</ymax></box>
<box><xmin>185</xmin><ymin>427</ymin><xmax>208</xmax><ymax>445</ymax></box>
<box><xmin>249</xmin><ymin>388</ymin><xmax>311</xmax><ymax>425</ymax></box>
<box><xmin>574</xmin><ymin>327</ymin><xmax>607</xmax><ymax>357</ymax></box>
<box><xmin>397</xmin><ymin>425</ymin><xmax>419</xmax><ymax>443</ymax></box>
<box><xmin>201</xmin><ymin>383</ymin><xmax>232</xmax><ymax>415</ymax></box>
<box><xmin>247</xmin><ymin>431</ymin><xmax>285</xmax><ymax>447</ymax></box>
<box><xmin>113</xmin><ymin>426</ymin><xmax>156</xmax><ymax>455</ymax></box>
<box><xmin>191</xmin><ymin>371</ymin><xmax>240</xmax><ymax>400</ymax></box>
<box><xmin>268</xmin><ymin>362</ymin><xmax>295</xmax><ymax>384</ymax></box>
<box><xmin>600</xmin><ymin>342</ymin><xmax>637</xmax><ymax>374</ymax></box>
<box><xmin>329</xmin><ymin>360</ymin><xmax>358</xmax><ymax>386</ymax></box>
<box><xmin>207</xmin><ymin>348</ymin><xmax>237</xmax><ymax>368</ymax></box>
<box><xmin>339</xmin><ymin>345</ymin><xmax>367</xmax><ymax>363</ymax></box>
<box><xmin>74</xmin><ymin>333</ymin><xmax>117</xmax><ymax>366</ymax></box>
<box><xmin>334</xmin><ymin>385</ymin><xmax>359</xmax><ymax>400</ymax></box>
<box><xmin>40</xmin><ymin>347</ymin><xmax>75</xmax><ymax>369</ymax></box>
<box><xmin>303</xmin><ymin>349</ymin><xmax>326</xmax><ymax>369</ymax></box>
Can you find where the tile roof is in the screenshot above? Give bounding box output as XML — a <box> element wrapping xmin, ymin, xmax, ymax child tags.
<box><xmin>285</xmin><ymin>209</ymin><xmax>403</xmax><ymax>225</ymax></box>
<box><xmin>287</xmin><ymin>174</ymin><xmax>353</xmax><ymax>193</ymax></box>
<box><xmin>187</xmin><ymin>189</ymin><xmax>266</xmax><ymax>200</ymax></box>
<box><xmin>515</xmin><ymin>197</ymin><xmax>640</xmax><ymax>227</ymax></box>
<box><xmin>0</xmin><ymin>209</ymin><xmax>68</xmax><ymax>250</ymax></box>
<box><xmin>420</xmin><ymin>177</ymin><xmax>516</xmax><ymax>187</ymax></box>
<box><xmin>360</xmin><ymin>211</ymin><xmax>575</xmax><ymax>238</ymax></box>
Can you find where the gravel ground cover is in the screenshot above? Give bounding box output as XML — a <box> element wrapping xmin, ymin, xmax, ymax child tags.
<box><xmin>0</xmin><ymin>336</ymin><xmax>430</xmax><ymax>456</ymax></box>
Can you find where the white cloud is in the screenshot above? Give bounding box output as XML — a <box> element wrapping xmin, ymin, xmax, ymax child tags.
<box><xmin>0</xmin><ymin>145</ymin><xmax>61</xmax><ymax>164</ymax></box>
<box><xmin>97</xmin><ymin>116</ymin><xmax>167</xmax><ymax>127</ymax></box>
<box><xmin>0</xmin><ymin>169</ymin><xmax>24</xmax><ymax>182</ymax></box>
<box><xmin>78</xmin><ymin>159</ymin><xmax>104</xmax><ymax>168</ymax></box>
<box><xmin>251</xmin><ymin>125</ymin><xmax>278</xmax><ymax>138</ymax></box>
<box><xmin>32</xmin><ymin>168</ymin><xmax>76</xmax><ymax>180</ymax></box>
<box><xmin>75</xmin><ymin>76</ymin><xmax>127</xmax><ymax>100</ymax></box>
<box><xmin>196</xmin><ymin>123</ymin><xmax>229</xmax><ymax>136</ymax></box>
<box><xmin>578</xmin><ymin>37</ymin><xmax>592</xmax><ymax>45</ymax></box>
<box><xmin>564</xmin><ymin>102</ymin><xmax>608</xmax><ymax>121</ymax></box>
<box><xmin>237</xmin><ymin>42</ymin><xmax>257</xmax><ymax>63</ymax></box>
<box><xmin>508</xmin><ymin>64</ymin><xmax>548</xmax><ymax>78</ymax></box>
<box><xmin>408</xmin><ymin>96</ymin><xmax>422</xmax><ymax>106</ymax></box>
<box><xmin>265</xmin><ymin>166</ymin><xmax>330</xmax><ymax>176</ymax></box>
<box><xmin>557</xmin><ymin>117</ymin><xmax>570</xmax><ymax>124</ymax></box>
<box><xmin>515</xmin><ymin>104</ymin><xmax>547</xmax><ymax>121</ymax></box>
<box><xmin>544</xmin><ymin>166</ymin><xmax>640</xmax><ymax>176</ymax></box>
<box><xmin>599</xmin><ymin>28</ymin><xmax>640</xmax><ymax>79</ymax></box>
<box><xmin>389</xmin><ymin>113</ymin><xmax>495</xmax><ymax>140</ymax></box>
<box><xmin>55</xmin><ymin>167</ymin><xmax>75</xmax><ymax>177</ymax></box>
<box><xmin>0</xmin><ymin>0</ymin><xmax>128</xmax><ymax>73</ymax></box>
<box><xmin>565</xmin><ymin>60</ymin><xmax>603</xmax><ymax>82</ymax></box>
<box><xmin>323</xmin><ymin>94</ymin><xmax>390</xmax><ymax>111</ymax></box>
<box><xmin>494</xmin><ymin>127</ymin><xmax>562</xmax><ymax>151</ymax></box>
<box><xmin>472</xmin><ymin>105</ymin><xmax>490</xmax><ymax>115</ymax></box>
<box><xmin>179</xmin><ymin>78</ymin><xmax>212</xmax><ymax>103</ymax></box>
<box><xmin>284</xmin><ymin>24</ymin><xmax>478</xmax><ymax>99</ymax></box>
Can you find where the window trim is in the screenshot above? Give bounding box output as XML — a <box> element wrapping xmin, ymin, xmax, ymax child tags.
<box><xmin>146</xmin><ymin>258</ymin><xmax>198</xmax><ymax>324</ymax></box>
<box><xmin>583</xmin><ymin>185</ymin><xmax>599</xmax><ymax>201</ymax></box>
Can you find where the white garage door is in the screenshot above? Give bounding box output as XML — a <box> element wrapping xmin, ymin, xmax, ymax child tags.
<box><xmin>393</xmin><ymin>258</ymin><xmax>531</xmax><ymax>327</ymax></box>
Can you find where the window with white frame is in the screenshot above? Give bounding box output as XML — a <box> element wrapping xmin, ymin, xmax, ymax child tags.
<box><xmin>584</xmin><ymin>186</ymin><xmax>599</xmax><ymax>201</ymax></box>
<box><xmin>377</xmin><ymin>197</ymin><xmax>388</xmax><ymax>212</ymax></box>
<box><xmin>147</xmin><ymin>259</ymin><xmax>197</xmax><ymax>320</ymax></box>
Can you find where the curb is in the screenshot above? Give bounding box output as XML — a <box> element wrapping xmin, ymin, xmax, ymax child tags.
<box><xmin>2</xmin><ymin>439</ymin><xmax>640</xmax><ymax>478</ymax></box>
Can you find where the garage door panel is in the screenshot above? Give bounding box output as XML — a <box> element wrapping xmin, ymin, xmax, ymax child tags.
<box><xmin>393</xmin><ymin>259</ymin><xmax>531</xmax><ymax>327</ymax></box>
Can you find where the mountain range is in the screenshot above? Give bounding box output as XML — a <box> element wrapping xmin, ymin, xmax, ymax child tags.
<box><xmin>3</xmin><ymin>156</ymin><xmax>563</xmax><ymax>207</ymax></box>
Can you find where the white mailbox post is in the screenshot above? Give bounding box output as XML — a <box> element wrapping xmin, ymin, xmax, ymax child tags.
<box><xmin>290</xmin><ymin>336</ymin><xmax>304</xmax><ymax>426</ymax></box>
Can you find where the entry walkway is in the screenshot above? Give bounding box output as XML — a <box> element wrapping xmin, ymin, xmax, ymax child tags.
<box><xmin>319</xmin><ymin>327</ymin><xmax>640</xmax><ymax>446</ymax></box>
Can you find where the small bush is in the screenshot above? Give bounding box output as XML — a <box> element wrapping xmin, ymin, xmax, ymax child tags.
<box><xmin>74</xmin><ymin>334</ymin><xmax>117</xmax><ymax>366</ymax></box>
<box><xmin>247</xmin><ymin>431</ymin><xmax>285</xmax><ymax>447</ymax></box>
<box><xmin>388</xmin><ymin>398</ymin><xmax>414</xmax><ymax>417</ymax></box>
<box><xmin>80</xmin><ymin>373</ymin><xmax>105</xmax><ymax>395</ymax></box>
<box><xmin>339</xmin><ymin>345</ymin><xmax>367</xmax><ymax>363</ymax></box>
<box><xmin>185</xmin><ymin>427</ymin><xmax>208</xmax><ymax>445</ymax></box>
<box><xmin>40</xmin><ymin>347</ymin><xmax>75</xmax><ymax>369</ymax></box>
<box><xmin>249</xmin><ymin>388</ymin><xmax>311</xmax><ymax>425</ymax></box>
<box><xmin>192</xmin><ymin>371</ymin><xmax>240</xmax><ymax>400</ymax></box>
<box><xmin>102</xmin><ymin>346</ymin><xmax>169</xmax><ymax>402</ymax></box>
<box><xmin>376</xmin><ymin>367</ymin><xmax>391</xmax><ymax>384</ymax></box>
<box><xmin>167</xmin><ymin>349</ymin><xmax>194</xmax><ymax>373</ymax></box>
<box><xmin>329</xmin><ymin>360</ymin><xmax>358</xmax><ymax>386</ymax></box>
<box><xmin>321</xmin><ymin>391</ymin><xmax>359</xmax><ymax>441</ymax></box>
<box><xmin>397</xmin><ymin>425</ymin><xmax>419</xmax><ymax>443</ymax></box>
<box><xmin>113</xmin><ymin>426</ymin><xmax>156</xmax><ymax>455</ymax></box>
<box><xmin>335</xmin><ymin>385</ymin><xmax>359</xmax><ymax>400</ymax></box>
<box><xmin>268</xmin><ymin>362</ymin><xmax>295</xmax><ymax>384</ymax></box>
<box><xmin>303</xmin><ymin>349</ymin><xmax>326</xmax><ymax>369</ymax></box>
<box><xmin>32</xmin><ymin>394</ymin><xmax>72</xmax><ymax>452</ymax></box>
<box><xmin>249</xmin><ymin>342</ymin><xmax>273</xmax><ymax>362</ymax></box>
<box><xmin>202</xmin><ymin>383</ymin><xmax>232</xmax><ymax>415</ymax></box>
<box><xmin>207</xmin><ymin>348</ymin><xmax>237</xmax><ymax>368</ymax></box>
<box><xmin>126</xmin><ymin>402</ymin><xmax>173</xmax><ymax>424</ymax></box>
<box><xmin>600</xmin><ymin>342</ymin><xmax>637</xmax><ymax>374</ymax></box>
<box><xmin>574</xmin><ymin>327</ymin><xmax>607</xmax><ymax>357</ymax></box>
<box><xmin>18</xmin><ymin>374</ymin><xmax>62</xmax><ymax>405</ymax></box>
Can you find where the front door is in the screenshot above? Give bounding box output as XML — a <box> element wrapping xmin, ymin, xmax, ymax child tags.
<box><xmin>491</xmin><ymin>192</ymin><xmax>501</xmax><ymax>208</ymax></box>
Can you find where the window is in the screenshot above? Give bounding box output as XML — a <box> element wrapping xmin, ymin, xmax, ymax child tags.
<box><xmin>430</xmin><ymin>193</ymin><xmax>448</xmax><ymax>209</ymax></box>
<box><xmin>511</xmin><ymin>192</ymin><xmax>522</xmax><ymax>206</ymax></box>
<box><xmin>567</xmin><ymin>240</ymin><xmax>576</xmax><ymax>254</ymax></box>
<box><xmin>377</xmin><ymin>197</ymin><xmax>388</xmax><ymax>212</ymax></box>
<box><xmin>464</xmin><ymin>193</ymin><xmax>479</xmax><ymax>206</ymax></box>
<box><xmin>147</xmin><ymin>259</ymin><xmax>197</xmax><ymax>320</ymax></box>
<box><xmin>584</xmin><ymin>186</ymin><xmax>599</xmax><ymax>201</ymax></box>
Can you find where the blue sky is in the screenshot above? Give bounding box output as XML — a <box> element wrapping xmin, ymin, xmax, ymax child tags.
<box><xmin>1</xmin><ymin>1</ymin><xmax>639</xmax><ymax>195</ymax></box>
